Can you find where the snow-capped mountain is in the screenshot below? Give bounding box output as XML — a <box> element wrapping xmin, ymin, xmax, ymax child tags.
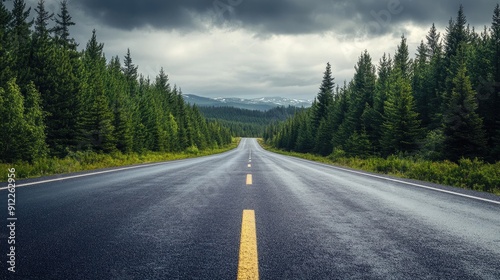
<box><xmin>183</xmin><ymin>94</ymin><xmax>312</xmax><ymax>111</ymax></box>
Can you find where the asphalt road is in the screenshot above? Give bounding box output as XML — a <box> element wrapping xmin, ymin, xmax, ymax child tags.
<box><xmin>1</xmin><ymin>138</ymin><xmax>499</xmax><ymax>279</ymax></box>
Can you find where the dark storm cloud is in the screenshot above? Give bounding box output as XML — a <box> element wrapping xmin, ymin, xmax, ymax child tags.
<box><xmin>75</xmin><ymin>0</ymin><xmax>496</xmax><ymax>35</ymax></box>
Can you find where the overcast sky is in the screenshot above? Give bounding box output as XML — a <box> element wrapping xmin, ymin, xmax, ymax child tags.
<box><xmin>20</xmin><ymin>0</ymin><xmax>499</xmax><ymax>99</ymax></box>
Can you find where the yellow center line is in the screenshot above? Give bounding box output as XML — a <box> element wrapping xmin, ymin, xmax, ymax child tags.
<box><xmin>237</xmin><ymin>210</ymin><xmax>259</xmax><ymax>280</ymax></box>
<box><xmin>248</xmin><ymin>164</ymin><xmax>251</xmax><ymax>168</ymax></box>
<box><xmin>246</xmin><ymin>174</ymin><xmax>253</xmax><ymax>185</ymax></box>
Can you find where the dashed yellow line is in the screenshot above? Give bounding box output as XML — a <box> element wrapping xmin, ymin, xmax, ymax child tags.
<box><xmin>246</xmin><ymin>174</ymin><xmax>253</xmax><ymax>185</ymax></box>
<box><xmin>237</xmin><ymin>210</ymin><xmax>259</xmax><ymax>280</ymax></box>
<box><xmin>248</xmin><ymin>164</ymin><xmax>251</xmax><ymax>168</ymax></box>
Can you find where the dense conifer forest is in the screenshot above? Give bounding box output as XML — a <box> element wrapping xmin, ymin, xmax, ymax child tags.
<box><xmin>0</xmin><ymin>0</ymin><xmax>232</xmax><ymax>164</ymax></box>
<box><xmin>199</xmin><ymin>106</ymin><xmax>303</xmax><ymax>137</ymax></box>
<box><xmin>265</xmin><ymin>5</ymin><xmax>500</xmax><ymax>163</ymax></box>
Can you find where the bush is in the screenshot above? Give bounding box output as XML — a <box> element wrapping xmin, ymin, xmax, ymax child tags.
<box><xmin>418</xmin><ymin>129</ymin><xmax>445</xmax><ymax>160</ymax></box>
<box><xmin>0</xmin><ymin>140</ymin><xmax>240</xmax><ymax>182</ymax></box>
<box><xmin>185</xmin><ymin>145</ymin><xmax>200</xmax><ymax>155</ymax></box>
<box><xmin>329</xmin><ymin>148</ymin><xmax>346</xmax><ymax>160</ymax></box>
<box><xmin>263</xmin><ymin>142</ymin><xmax>500</xmax><ymax>194</ymax></box>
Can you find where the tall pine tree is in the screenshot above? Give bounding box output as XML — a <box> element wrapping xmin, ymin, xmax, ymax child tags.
<box><xmin>9</xmin><ymin>0</ymin><xmax>32</xmax><ymax>87</ymax></box>
<box><xmin>53</xmin><ymin>0</ymin><xmax>76</xmax><ymax>49</ymax></box>
<box><xmin>381</xmin><ymin>71</ymin><xmax>421</xmax><ymax>155</ymax></box>
<box><xmin>311</xmin><ymin>62</ymin><xmax>334</xmax><ymax>133</ymax></box>
<box><xmin>311</xmin><ymin>63</ymin><xmax>334</xmax><ymax>154</ymax></box>
<box><xmin>78</xmin><ymin>30</ymin><xmax>116</xmax><ymax>152</ymax></box>
<box><xmin>443</xmin><ymin>46</ymin><xmax>486</xmax><ymax>161</ymax></box>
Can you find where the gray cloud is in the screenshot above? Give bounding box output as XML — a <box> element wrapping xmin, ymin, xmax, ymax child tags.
<box><xmin>74</xmin><ymin>0</ymin><xmax>497</xmax><ymax>36</ymax></box>
<box><xmin>20</xmin><ymin>0</ymin><xmax>498</xmax><ymax>100</ymax></box>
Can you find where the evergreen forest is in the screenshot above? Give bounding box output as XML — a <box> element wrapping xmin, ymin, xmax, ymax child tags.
<box><xmin>265</xmin><ymin>5</ymin><xmax>500</xmax><ymax>164</ymax></box>
<box><xmin>199</xmin><ymin>106</ymin><xmax>303</xmax><ymax>137</ymax></box>
<box><xmin>0</xmin><ymin>0</ymin><xmax>232</xmax><ymax>165</ymax></box>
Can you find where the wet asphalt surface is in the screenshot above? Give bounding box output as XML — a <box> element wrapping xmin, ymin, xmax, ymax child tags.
<box><xmin>1</xmin><ymin>138</ymin><xmax>499</xmax><ymax>279</ymax></box>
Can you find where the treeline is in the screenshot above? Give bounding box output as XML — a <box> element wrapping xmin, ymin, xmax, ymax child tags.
<box><xmin>0</xmin><ymin>0</ymin><xmax>232</xmax><ymax>163</ymax></box>
<box><xmin>265</xmin><ymin>5</ymin><xmax>500</xmax><ymax>163</ymax></box>
<box><xmin>199</xmin><ymin>106</ymin><xmax>303</xmax><ymax>137</ymax></box>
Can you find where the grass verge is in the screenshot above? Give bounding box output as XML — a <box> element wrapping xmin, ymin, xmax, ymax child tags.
<box><xmin>0</xmin><ymin>138</ymin><xmax>241</xmax><ymax>182</ymax></box>
<box><xmin>258</xmin><ymin>139</ymin><xmax>500</xmax><ymax>195</ymax></box>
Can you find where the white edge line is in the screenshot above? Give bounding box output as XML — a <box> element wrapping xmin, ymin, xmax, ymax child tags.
<box><xmin>0</xmin><ymin>161</ymin><xmax>170</xmax><ymax>190</ymax></box>
<box><xmin>2</xmin><ymin>140</ymin><xmax>243</xmax><ymax>190</ymax></box>
<box><xmin>280</xmin><ymin>154</ymin><xmax>500</xmax><ymax>206</ymax></box>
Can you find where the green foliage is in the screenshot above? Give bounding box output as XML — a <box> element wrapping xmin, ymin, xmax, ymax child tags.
<box><xmin>0</xmin><ymin>138</ymin><xmax>240</xmax><ymax>182</ymax></box>
<box><xmin>201</xmin><ymin>106</ymin><xmax>302</xmax><ymax>137</ymax></box>
<box><xmin>344</xmin><ymin>130</ymin><xmax>372</xmax><ymax>158</ymax></box>
<box><xmin>394</xmin><ymin>35</ymin><xmax>413</xmax><ymax>79</ymax></box>
<box><xmin>419</xmin><ymin>129</ymin><xmax>445</xmax><ymax>160</ymax></box>
<box><xmin>381</xmin><ymin>70</ymin><xmax>421</xmax><ymax>155</ymax></box>
<box><xmin>185</xmin><ymin>145</ymin><xmax>200</xmax><ymax>155</ymax></box>
<box><xmin>443</xmin><ymin>46</ymin><xmax>487</xmax><ymax>161</ymax></box>
<box><xmin>0</xmin><ymin>1</ymin><xmax>233</xmax><ymax>170</ymax></box>
<box><xmin>0</xmin><ymin>79</ymin><xmax>26</xmax><ymax>162</ymax></box>
<box><xmin>346</xmin><ymin>51</ymin><xmax>376</xmax><ymax>135</ymax></box>
<box><xmin>311</xmin><ymin>62</ymin><xmax>334</xmax><ymax>134</ymax></box>
<box><xmin>0</xmin><ymin>79</ymin><xmax>46</xmax><ymax>162</ymax></box>
<box><xmin>265</xmin><ymin>5</ymin><xmax>500</xmax><ymax>170</ymax></box>
<box><xmin>24</xmin><ymin>82</ymin><xmax>48</xmax><ymax>160</ymax></box>
<box><xmin>263</xmin><ymin>5</ymin><xmax>500</xmax><ymax>194</ymax></box>
<box><xmin>261</xmin><ymin>142</ymin><xmax>500</xmax><ymax>194</ymax></box>
<box><xmin>53</xmin><ymin>0</ymin><xmax>76</xmax><ymax>49</ymax></box>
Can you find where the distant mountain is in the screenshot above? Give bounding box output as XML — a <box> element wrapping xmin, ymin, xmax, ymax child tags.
<box><xmin>183</xmin><ymin>94</ymin><xmax>312</xmax><ymax>111</ymax></box>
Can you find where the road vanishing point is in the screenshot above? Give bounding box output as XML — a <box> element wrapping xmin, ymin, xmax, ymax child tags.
<box><xmin>1</xmin><ymin>138</ymin><xmax>499</xmax><ymax>279</ymax></box>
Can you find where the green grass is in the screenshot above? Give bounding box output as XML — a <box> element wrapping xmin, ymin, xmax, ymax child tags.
<box><xmin>258</xmin><ymin>140</ymin><xmax>500</xmax><ymax>195</ymax></box>
<box><xmin>0</xmin><ymin>138</ymin><xmax>241</xmax><ymax>182</ymax></box>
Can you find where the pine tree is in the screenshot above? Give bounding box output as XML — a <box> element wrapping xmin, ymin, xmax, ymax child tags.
<box><xmin>490</xmin><ymin>4</ymin><xmax>500</xmax><ymax>159</ymax></box>
<box><xmin>493</xmin><ymin>4</ymin><xmax>500</xmax><ymax>83</ymax></box>
<box><xmin>315</xmin><ymin>107</ymin><xmax>334</xmax><ymax>156</ymax></box>
<box><xmin>445</xmin><ymin>5</ymin><xmax>468</xmax><ymax>61</ymax></box>
<box><xmin>413</xmin><ymin>40</ymin><xmax>433</xmax><ymax>128</ymax></box>
<box><xmin>331</xmin><ymin>82</ymin><xmax>349</xmax><ymax>151</ymax></box>
<box><xmin>381</xmin><ymin>71</ymin><xmax>421</xmax><ymax>155</ymax></box>
<box><xmin>53</xmin><ymin>0</ymin><xmax>76</xmax><ymax>49</ymax></box>
<box><xmin>107</xmin><ymin>56</ymin><xmax>134</xmax><ymax>153</ymax></box>
<box><xmin>295</xmin><ymin>111</ymin><xmax>314</xmax><ymax>153</ymax></box>
<box><xmin>0</xmin><ymin>2</ymin><xmax>12</xmax><ymax>85</ymax></box>
<box><xmin>443</xmin><ymin>5</ymin><xmax>470</xmax><ymax>109</ymax></box>
<box><xmin>374</xmin><ymin>53</ymin><xmax>392</xmax><ymax>115</ymax></box>
<box><xmin>123</xmin><ymin>48</ymin><xmax>138</xmax><ymax>96</ymax></box>
<box><xmin>33</xmin><ymin>0</ymin><xmax>52</xmax><ymax>40</ymax></box>
<box><xmin>123</xmin><ymin>48</ymin><xmax>138</xmax><ymax>80</ymax></box>
<box><xmin>306</xmin><ymin>62</ymin><xmax>334</xmax><ymax>154</ymax></box>
<box><xmin>24</xmin><ymin>82</ymin><xmax>48</xmax><ymax>161</ymax></box>
<box><xmin>344</xmin><ymin>130</ymin><xmax>372</xmax><ymax>158</ymax></box>
<box><xmin>84</xmin><ymin>29</ymin><xmax>103</xmax><ymax>61</ymax></box>
<box><xmin>342</xmin><ymin>51</ymin><xmax>376</xmax><ymax>153</ymax></box>
<box><xmin>443</xmin><ymin>46</ymin><xmax>486</xmax><ymax>161</ymax></box>
<box><xmin>426</xmin><ymin>23</ymin><xmax>441</xmax><ymax>58</ymax></box>
<box><xmin>371</xmin><ymin>53</ymin><xmax>392</xmax><ymax>148</ymax></box>
<box><xmin>425</xmin><ymin>24</ymin><xmax>446</xmax><ymax>129</ymax></box>
<box><xmin>31</xmin><ymin>0</ymin><xmax>53</xmax><ymax>86</ymax></box>
<box><xmin>78</xmin><ymin>30</ymin><xmax>116</xmax><ymax>152</ymax></box>
<box><xmin>10</xmin><ymin>0</ymin><xmax>32</xmax><ymax>47</ymax></box>
<box><xmin>311</xmin><ymin>62</ymin><xmax>334</xmax><ymax>134</ymax></box>
<box><xmin>31</xmin><ymin>0</ymin><xmax>80</xmax><ymax>156</ymax></box>
<box><xmin>394</xmin><ymin>35</ymin><xmax>412</xmax><ymax>80</ymax></box>
<box><xmin>469</xmin><ymin>26</ymin><xmax>496</xmax><ymax>161</ymax></box>
<box><xmin>155</xmin><ymin>67</ymin><xmax>171</xmax><ymax>93</ymax></box>
<box><xmin>0</xmin><ymin>79</ymin><xmax>26</xmax><ymax>162</ymax></box>
<box><xmin>9</xmin><ymin>0</ymin><xmax>33</xmax><ymax>86</ymax></box>
<box><xmin>0</xmin><ymin>3</ymin><xmax>10</xmax><ymax>40</ymax></box>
